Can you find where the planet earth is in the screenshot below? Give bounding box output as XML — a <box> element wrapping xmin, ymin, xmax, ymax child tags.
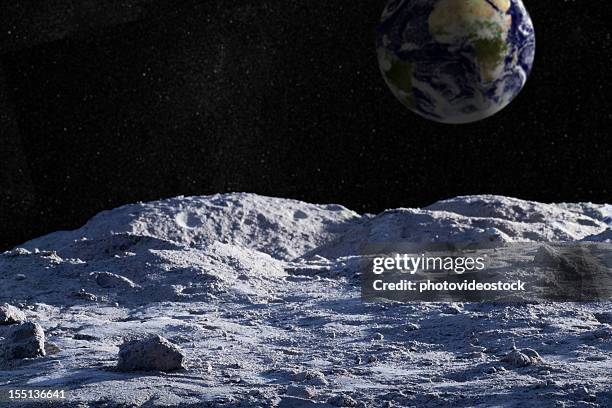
<box><xmin>377</xmin><ymin>0</ymin><xmax>535</xmax><ymax>124</ymax></box>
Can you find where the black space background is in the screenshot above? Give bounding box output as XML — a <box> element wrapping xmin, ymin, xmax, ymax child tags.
<box><xmin>0</xmin><ymin>1</ymin><xmax>610</xmax><ymax>251</ymax></box>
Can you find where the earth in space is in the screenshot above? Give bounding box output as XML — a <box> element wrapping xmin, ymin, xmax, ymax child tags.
<box><xmin>377</xmin><ymin>0</ymin><xmax>535</xmax><ymax>124</ymax></box>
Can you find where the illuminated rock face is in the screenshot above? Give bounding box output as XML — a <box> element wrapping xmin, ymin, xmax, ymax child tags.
<box><xmin>377</xmin><ymin>0</ymin><xmax>535</xmax><ymax>124</ymax></box>
<box><xmin>0</xmin><ymin>322</ymin><xmax>46</xmax><ymax>360</ymax></box>
<box><xmin>117</xmin><ymin>335</ymin><xmax>185</xmax><ymax>372</ymax></box>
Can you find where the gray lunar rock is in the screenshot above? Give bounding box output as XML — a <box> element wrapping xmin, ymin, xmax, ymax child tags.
<box><xmin>441</xmin><ymin>304</ymin><xmax>462</xmax><ymax>315</ymax></box>
<box><xmin>117</xmin><ymin>335</ymin><xmax>186</xmax><ymax>372</ymax></box>
<box><xmin>286</xmin><ymin>385</ymin><xmax>317</xmax><ymax>399</ymax></box>
<box><xmin>501</xmin><ymin>347</ymin><xmax>543</xmax><ymax>367</ymax></box>
<box><xmin>0</xmin><ymin>303</ymin><xmax>26</xmax><ymax>325</ymax></box>
<box><xmin>521</xmin><ymin>348</ymin><xmax>543</xmax><ymax>363</ymax></box>
<box><xmin>328</xmin><ymin>394</ymin><xmax>359</xmax><ymax>407</ymax></box>
<box><xmin>94</xmin><ymin>271</ymin><xmax>139</xmax><ymax>289</ymax></box>
<box><xmin>290</xmin><ymin>369</ymin><xmax>328</xmax><ymax>386</ymax></box>
<box><xmin>72</xmin><ymin>289</ymin><xmax>97</xmax><ymax>301</ymax></box>
<box><xmin>0</xmin><ymin>321</ymin><xmax>46</xmax><ymax>360</ymax></box>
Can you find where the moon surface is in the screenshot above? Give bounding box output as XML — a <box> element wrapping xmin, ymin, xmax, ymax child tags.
<box><xmin>1</xmin><ymin>193</ymin><xmax>610</xmax><ymax>406</ymax></box>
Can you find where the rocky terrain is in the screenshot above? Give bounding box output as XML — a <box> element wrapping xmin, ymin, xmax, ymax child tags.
<box><xmin>0</xmin><ymin>193</ymin><xmax>611</xmax><ymax>407</ymax></box>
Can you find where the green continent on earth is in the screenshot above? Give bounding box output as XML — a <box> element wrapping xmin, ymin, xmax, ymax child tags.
<box><xmin>472</xmin><ymin>37</ymin><xmax>508</xmax><ymax>81</ymax></box>
<box><xmin>383</xmin><ymin>57</ymin><xmax>414</xmax><ymax>107</ymax></box>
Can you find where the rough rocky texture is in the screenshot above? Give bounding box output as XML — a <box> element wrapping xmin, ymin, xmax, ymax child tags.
<box><xmin>594</xmin><ymin>312</ymin><xmax>612</xmax><ymax>324</ymax></box>
<box><xmin>290</xmin><ymin>369</ymin><xmax>329</xmax><ymax>386</ymax></box>
<box><xmin>501</xmin><ymin>347</ymin><xmax>543</xmax><ymax>368</ymax></box>
<box><xmin>20</xmin><ymin>193</ymin><xmax>360</xmax><ymax>262</ymax></box>
<box><xmin>94</xmin><ymin>271</ymin><xmax>139</xmax><ymax>289</ymax></box>
<box><xmin>311</xmin><ymin>195</ymin><xmax>611</xmax><ymax>259</ymax></box>
<box><xmin>0</xmin><ymin>302</ymin><xmax>26</xmax><ymax>325</ymax></box>
<box><xmin>0</xmin><ymin>193</ymin><xmax>610</xmax><ymax>406</ymax></box>
<box><xmin>0</xmin><ymin>321</ymin><xmax>45</xmax><ymax>360</ymax></box>
<box><xmin>118</xmin><ymin>335</ymin><xmax>185</xmax><ymax>372</ymax></box>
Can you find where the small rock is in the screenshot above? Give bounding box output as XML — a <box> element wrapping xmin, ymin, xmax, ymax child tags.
<box><xmin>521</xmin><ymin>348</ymin><xmax>543</xmax><ymax>362</ymax></box>
<box><xmin>0</xmin><ymin>322</ymin><xmax>46</xmax><ymax>359</ymax></box>
<box><xmin>485</xmin><ymin>367</ymin><xmax>497</xmax><ymax>374</ymax></box>
<box><xmin>501</xmin><ymin>346</ymin><xmax>542</xmax><ymax>367</ymax></box>
<box><xmin>73</xmin><ymin>289</ymin><xmax>97</xmax><ymax>301</ymax></box>
<box><xmin>94</xmin><ymin>272</ymin><xmax>138</xmax><ymax>289</ymax></box>
<box><xmin>290</xmin><ymin>369</ymin><xmax>328</xmax><ymax>386</ymax></box>
<box><xmin>441</xmin><ymin>304</ymin><xmax>461</xmax><ymax>315</ymax></box>
<box><xmin>373</xmin><ymin>332</ymin><xmax>384</xmax><ymax>341</ymax></box>
<box><xmin>286</xmin><ymin>385</ymin><xmax>316</xmax><ymax>399</ymax></box>
<box><xmin>117</xmin><ymin>335</ymin><xmax>185</xmax><ymax>372</ymax></box>
<box><xmin>44</xmin><ymin>342</ymin><xmax>60</xmax><ymax>355</ymax></box>
<box><xmin>14</xmin><ymin>274</ymin><xmax>27</xmax><ymax>281</ymax></box>
<box><xmin>367</xmin><ymin>355</ymin><xmax>379</xmax><ymax>363</ymax></box>
<box><xmin>534</xmin><ymin>381</ymin><xmax>547</xmax><ymax>389</ymax></box>
<box><xmin>0</xmin><ymin>303</ymin><xmax>26</xmax><ymax>325</ymax></box>
<box><xmin>328</xmin><ymin>393</ymin><xmax>358</xmax><ymax>407</ymax></box>
<box><xmin>405</xmin><ymin>323</ymin><xmax>420</xmax><ymax>331</ymax></box>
